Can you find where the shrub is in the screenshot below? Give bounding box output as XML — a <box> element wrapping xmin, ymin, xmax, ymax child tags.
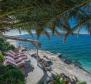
<box><xmin>0</xmin><ymin>52</ymin><xmax>4</xmax><ymax>63</ymax></box>
<box><xmin>52</xmin><ymin>74</ymin><xmax>87</xmax><ymax>84</ymax></box>
<box><xmin>54</xmin><ymin>74</ymin><xmax>64</xmax><ymax>84</ymax></box>
<box><xmin>0</xmin><ymin>38</ymin><xmax>15</xmax><ymax>53</ymax></box>
<box><xmin>0</xmin><ymin>65</ymin><xmax>25</xmax><ymax>84</ymax></box>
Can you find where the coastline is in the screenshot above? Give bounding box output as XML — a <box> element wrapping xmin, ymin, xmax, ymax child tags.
<box><xmin>27</xmin><ymin>50</ymin><xmax>91</xmax><ymax>84</ymax></box>
<box><xmin>7</xmin><ymin>39</ymin><xmax>17</xmax><ymax>47</ymax></box>
<box><xmin>8</xmin><ymin>40</ymin><xmax>91</xmax><ymax>84</ymax></box>
<box><xmin>6</xmin><ymin>34</ymin><xmax>91</xmax><ymax>73</ymax></box>
<box><xmin>57</xmin><ymin>53</ymin><xmax>91</xmax><ymax>74</ymax></box>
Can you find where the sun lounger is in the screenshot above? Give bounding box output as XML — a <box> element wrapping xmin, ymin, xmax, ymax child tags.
<box><xmin>5</xmin><ymin>50</ymin><xmax>16</xmax><ymax>58</ymax></box>
<box><xmin>4</xmin><ymin>50</ymin><xmax>28</xmax><ymax>67</ymax></box>
<box><xmin>4</xmin><ymin>56</ymin><xmax>16</xmax><ymax>66</ymax></box>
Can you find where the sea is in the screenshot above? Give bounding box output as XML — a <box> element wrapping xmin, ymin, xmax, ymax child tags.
<box><xmin>16</xmin><ymin>34</ymin><xmax>91</xmax><ymax>73</ymax></box>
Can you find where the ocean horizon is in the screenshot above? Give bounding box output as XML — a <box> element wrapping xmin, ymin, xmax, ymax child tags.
<box><xmin>16</xmin><ymin>34</ymin><xmax>91</xmax><ymax>73</ymax></box>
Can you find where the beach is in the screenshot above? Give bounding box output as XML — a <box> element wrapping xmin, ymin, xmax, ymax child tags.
<box><xmin>1</xmin><ymin>1</ymin><xmax>91</xmax><ymax>84</ymax></box>
<box><xmin>26</xmin><ymin>50</ymin><xmax>91</xmax><ymax>84</ymax></box>
<box><xmin>8</xmin><ymin>39</ymin><xmax>91</xmax><ymax>84</ymax></box>
<box><xmin>16</xmin><ymin>34</ymin><xmax>91</xmax><ymax>73</ymax></box>
<box><xmin>7</xmin><ymin>39</ymin><xmax>17</xmax><ymax>47</ymax></box>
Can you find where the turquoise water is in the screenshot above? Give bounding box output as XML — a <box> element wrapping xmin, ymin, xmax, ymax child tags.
<box><xmin>17</xmin><ymin>34</ymin><xmax>91</xmax><ymax>72</ymax></box>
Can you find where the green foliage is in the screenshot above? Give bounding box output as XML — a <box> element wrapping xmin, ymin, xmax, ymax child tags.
<box><xmin>53</xmin><ymin>74</ymin><xmax>69</xmax><ymax>84</ymax></box>
<box><xmin>0</xmin><ymin>64</ymin><xmax>6</xmax><ymax>76</ymax></box>
<box><xmin>0</xmin><ymin>38</ymin><xmax>15</xmax><ymax>53</ymax></box>
<box><xmin>53</xmin><ymin>74</ymin><xmax>87</xmax><ymax>84</ymax></box>
<box><xmin>0</xmin><ymin>65</ymin><xmax>25</xmax><ymax>84</ymax></box>
<box><xmin>0</xmin><ymin>0</ymin><xmax>90</xmax><ymax>39</ymax></box>
<box><xmin>54</xmin><ymin>75</ymin><xmax>64</xmax><ymax>84</ymax></box>
<box><xmin>0</xmin><ymin>52</ymin><xmax>4</xmax><ymax>63</ymax></box>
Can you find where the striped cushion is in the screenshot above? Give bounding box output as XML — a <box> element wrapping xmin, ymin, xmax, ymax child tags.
<box><xmin>4</xmin><ymin>58</ymin><xmax>16</xmax><ymax>65</ymax></box>
<box><xmin>15</xmin><ymin>58</ymin><xmax>25</xmax><ymax>63</ymax></box>
<box><xmin>4</xmin><ymin>51</ymin><xmax>27</xmax><ymax>67</ymax></box>
<box><xmin>5</xmin><ymin>56</ymin><xmax>15</xmax><ymax>62</ymax></box>
<box><xmin>6</xmin><ymin>50</ymin><xmax>16</xmax><ymax>58</ymax></box>
<box><xmin>15</xmin><ymin>52</ymin><xmax>27</xmax><ymax>60</ymax></box>
<box><xmin>16</xmin><ymin>61</ymin><xmax>25</xmax><ymax>67</ymax></box>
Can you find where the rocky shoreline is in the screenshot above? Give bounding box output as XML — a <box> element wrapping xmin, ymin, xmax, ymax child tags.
<box><xmin>5</xmin><ymin>38</ymin><xmax>91</xmax><ymax>84</ymax></box>
<box><xmin>26</xmin><ymin>50</ymin><xmax>91</xmax><ymax>84</ymax></box>
<box><xmin>57</xmin><ymin>53</ymin><xmax>91</xmax><ymax>74</ymax></box>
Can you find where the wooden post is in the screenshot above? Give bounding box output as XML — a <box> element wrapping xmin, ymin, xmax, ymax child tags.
<box><xmin>36</xmin><ymin>46</ymin><xmax>39</xmax><ymax>59</ymax></box>
<box><xmin>36</xmin><ymin>46</ymin><xmax>39</xmax><ymax>65</ymax></box>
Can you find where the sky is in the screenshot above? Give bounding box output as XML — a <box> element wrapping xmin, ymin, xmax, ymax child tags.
<box><xmin>4</xmin><ymin>3</ymin><xmax>91</xmax><ymax>36</ymax></box>
<box><xmin>4</xmin><ymin>18</ymin><xmax>89</xmax><ymax>36</ymax></box>
<box><xmin>4</xmin><ymin>16</ymin><xmax>90</xmax><ymax>36</ymax></box>
<box><xmin>69</xmin><ymin>17</ymin><xmax>89</xmax><ymax>34</ymax></box>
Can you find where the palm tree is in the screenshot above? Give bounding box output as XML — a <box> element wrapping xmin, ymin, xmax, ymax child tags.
<box><xmin>0</xmin><ymin>0</ymin><xmax>90</xmax><ymax>37</ymax></box>
<box><xmin>0</xmin><ymin>1</ymin><xmax>90</xmax><ymax>83</ymax></box>
<box><xmin>0</xmin><ymin>0</ymin><xmax>90</xmax><ymax>56</ymax></box>
<box><xmin>0</xmin><ymin>65</ymin><xmax>25</xmax><ymax>84</ymax></box>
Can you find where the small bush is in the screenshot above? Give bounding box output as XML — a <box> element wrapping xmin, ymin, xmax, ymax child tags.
<box><xmin>0</xmin><ymin>65</ymin><xmax>25</xmax><ymax>84</ymax></box>
<box><xmin>0</xmin><ymin>52</ymin><xmax>4</xmax><ymax>63</ymax></box>
<box><xmin>0</xmin><ymin>38</ymin><xmax>15</xmax><ymax>53</ymax></box>
<box><xmin>54</xmin><ymin>74</ymin><xmax>64</xmax><ymax>84</ymax></box>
